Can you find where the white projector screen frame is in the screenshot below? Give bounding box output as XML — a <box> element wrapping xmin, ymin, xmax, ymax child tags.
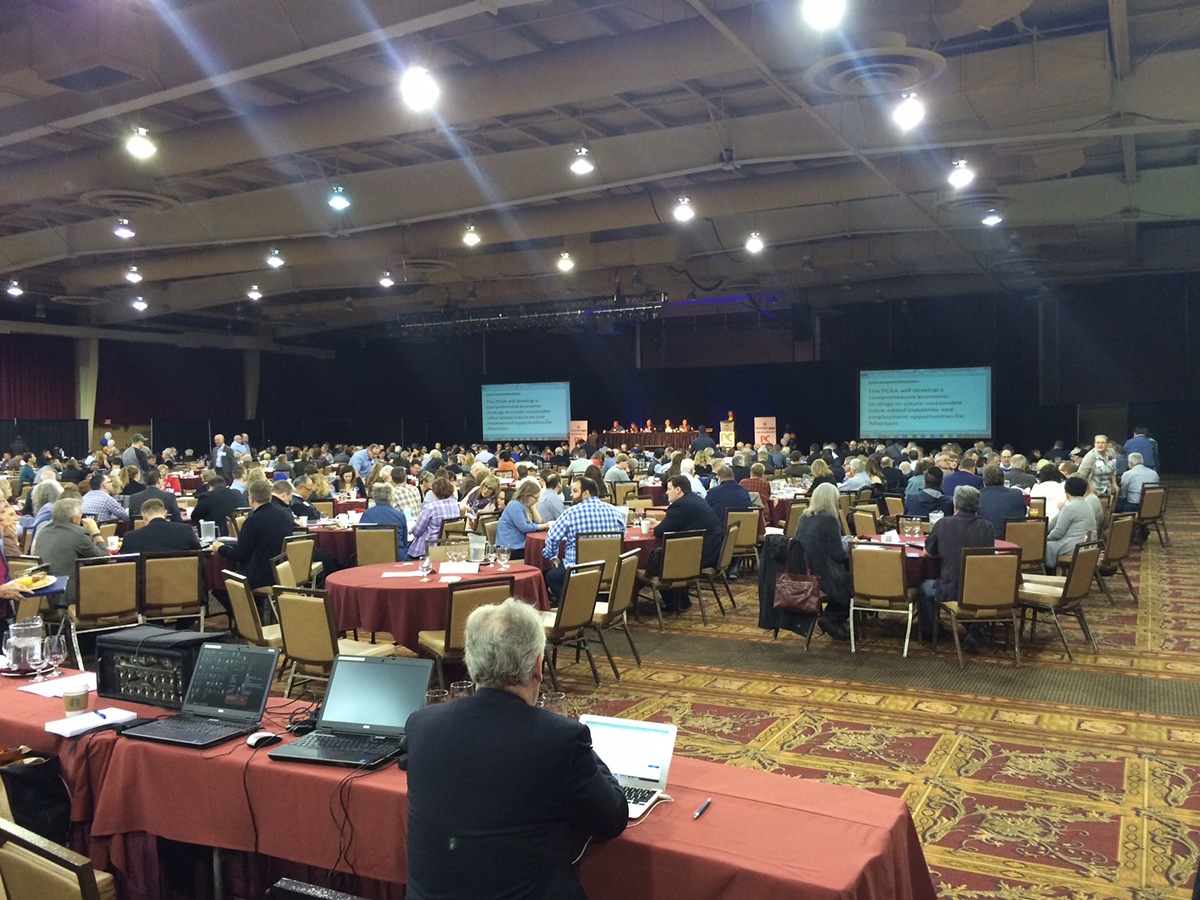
<box><xmin>481</xmin><ymin>381</ymin><xmax>571</xmax><ymax>441</ymax></box>
<box><xmin>858</xmin><ymin>367</ymin><xmax>992</xmax><ymax>439</ymax></box>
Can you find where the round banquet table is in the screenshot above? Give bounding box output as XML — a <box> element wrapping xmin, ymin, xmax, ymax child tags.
<box><xmin>325</xmin><ymin>561</ymin><xmax>550</xmax><ymax>651</ymax></box>
<box><xmin>523</xmin><ymin>526</ymin><xmax>659</xmax><ymax>575</ymax></box>
<box><xmin>307</xmin><ymin>525</ymin><xmax>357</xmax><ymax>567</ymax></box>
<box><xmin>178</xmin><ymin>474</ymin><xmax>202</xmax><ymax>492</ymax></box>
<box><xmin>638</xmin><ymin>484</ymin><xmax>666</xmax><ymax>506</ymax></box>
<box><xmin>770</xmin><ymin>496</ymin><xmax>797</xmax><ymax>526</ymax></box>
<box><xmin>333</xmin><ymin>498</ymin><xmax>367</xmax><ymax>516</ymax></box>
<box><xmin>860</xmin><ymin>535</ymin><xmax>1019</xmax><ymax>585</ymax></box>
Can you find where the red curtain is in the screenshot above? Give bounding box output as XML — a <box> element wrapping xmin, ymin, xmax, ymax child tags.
<box><xmin>0</xmin><ymin>335</ymin><xmax>77</xmax><ymax>418</ymax></box>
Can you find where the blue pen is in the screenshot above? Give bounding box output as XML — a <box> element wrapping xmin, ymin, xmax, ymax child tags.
<box><xmin>693</xmin><ymin>797</ymin><xmax>712</xmax><ymax>820</ymax></box>
<box><xmin>94</xmin><ymin>712</ymin><xmax>106</xmax><ymax>720</ymax></box>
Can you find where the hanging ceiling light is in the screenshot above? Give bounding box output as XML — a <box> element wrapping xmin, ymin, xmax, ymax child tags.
<box><xmin>6</xmin><ymin>280</ymin><xmax>22</xmax><ymax>297</ymax></box>
<box><xmin>125</xmin><ymin>126</ymin><xmax>157</xmax><ymax>160</ymax></box>
<box><xmin>400</xmin><ymin>66</ymin><xmax>439</xmax><ymax>111</ymax></box>
<box><xmin>327</xmin><ymin>185</ymin><xmax>350</xmax><ymax>211</ymax></box>
<box><xmin>379</xmin><ymin>271</ymin><xmax>395</xmax><ymax>288</ymax></box>
<box><xmin>125</xmin><ymin>265</ymin><xmax>143</xmax><ymax>284</ymax></box>
<box><xmin>745</xmin><ymin>231</ymin><xmax>765</xmax><ymax>254</ymax></box>
<box><xmin>266</xmin><ymin>248</ymin><xmax>285</xmax><ymax>268</ymax></box>
<box><xmin>801</xmin><ymin>0</ymin><xmax>846</xmax><ymax>30</ymax></box>
<box><xmin>557</xmin><ymin>252</ymin><xmax>575</xmax><ymax>272</ymax></box>
<box><xmin>247</xmin><ymin>285</ymin><xmax>263</xmax><ymax>301</ymax></box>
<box><xmin>130</xmin><ymin>296</ymin><xmax>148</xmax><ymax>312</ymax></box>
<box><xmin>570</xmin><ymin>145</ymin><xmax>595</xmax><ymax>175</ymax></box>
<box><xmin>673</xmin><ymin>196</ymin><xmax>695</xmax><ymax>222</ymax></box>
<box><xmin>892</xmin><ymin>93</ymin><xmax>925</xmax><ymax>131</ymax></box>
<box><xmin>462</xmin><ymin>223</ymin><xmax>481</xmax><ymax>246</ymax></box>
<box><xmin>981</xmin><ymin>209</ymin><xmax>1004</xmax><ymax>227</ymax></box>
<box><xmin>113</xmin><ymin>218</ymin><xmax>135</xmax><ymax>240</ymax></box>
<box><xmin>948</xmin><ymin>159</ymin><xmax>975</xmax><ymax>189</ymax></box>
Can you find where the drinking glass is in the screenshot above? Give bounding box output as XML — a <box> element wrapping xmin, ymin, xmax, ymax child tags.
<box><xmin>482</xmin><ymin>543</ymin><xmax>495</xmax><ymax>565</ymax></box>
<box><xmin>424</xmin><ymin>689</ymin><xmax>449</xmax><ymax>705</ymax></box>
<box><xmin>42</xmin><ymin>636</ymin><xmax>66</xmax><ymax>678</ymax></box>
<box><xmin>449</xmin><ymin>680</ymin><xmax>474</xmax><ymax>700</ymax></box>
<box><xmin>419</xmin><ymin>556</ymin><xmax>434</xmax><ymax>581</ymax></box>
<box><xmin>495</xmin><ymin>546</ymin><xmax>510</xmax><ymax>570</ymax></box>
<box><xmin>538</xmin><ymin>691</ymin><xmax>567</xmax><ymax>715</ymax></box>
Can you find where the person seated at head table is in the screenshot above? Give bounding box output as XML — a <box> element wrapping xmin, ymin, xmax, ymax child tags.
<box><xmin>119</xmin><ymin>499</ymin><xmax>201</xmax><ymax>554</ymax></box>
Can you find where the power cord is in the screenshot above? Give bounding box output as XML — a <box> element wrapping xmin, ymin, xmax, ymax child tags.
<box><xmin>572</xmin><ymin>794</ymin><xmax>675</xmax><ymax>866</ymax></box>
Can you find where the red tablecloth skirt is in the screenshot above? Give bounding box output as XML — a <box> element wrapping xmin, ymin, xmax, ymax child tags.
<box><xmin>308</xmin><ymin>526</ymin><xmax>357</xmax><ymax>567</ymax></box>
<box><xmin>178</xmin><ymin>474</ymin><xmax>202</xmax><ymax>492</ymax></box>
<box><xmin>524</xmin><ymin>527</ymin><xmax>658</xmax><ymax>575</ymax></box>
<box><xmin>639</xmin><ymin>484</ymin><xmax>665</xmax><ymax>506</ymax></box>
<box><xmin>334</xmin><ymin>499</ymin><xmax>367</xmax><ymax>516</ymax></box>
<box><xmin>325</xmin><ymin>562</ymin><xmax>549</xmax><ymax>650</ymax></box>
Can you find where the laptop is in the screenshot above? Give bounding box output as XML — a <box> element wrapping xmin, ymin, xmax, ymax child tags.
<box><xmin>269</xmin><ymin>656</ymin><xmax>433</xmax><ymax>768</ymax></box>
<box><xmin>579</xmin><ymin>714</ymin><xmax>678</xmax><ymax>819</ymax></box>
<box><xmin>122</xmin><ymin>643</ymin><xmax>280</xmax><ymax>748</ymax></box>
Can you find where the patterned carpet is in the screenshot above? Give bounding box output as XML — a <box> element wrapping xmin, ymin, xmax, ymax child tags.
<box><xmin>541</xmin><ymin>479</ymin><xmax>1200</xmax><ymax>898</ymax></box>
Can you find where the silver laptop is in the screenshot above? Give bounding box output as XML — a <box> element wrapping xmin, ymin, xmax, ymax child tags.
<box><xmin>579</xmin><ymin>714</ymin><xmax>678</xmax><ymax>819</ymax></box>
<box><xmin>269</xmin><ymin>656</ymin><xmax>433</xmax><ymax>768</ymax></box>
<box><xmin>123</xmin><ymin>643</ymin><xmax>280</xmax><ymax>748</ymax></box>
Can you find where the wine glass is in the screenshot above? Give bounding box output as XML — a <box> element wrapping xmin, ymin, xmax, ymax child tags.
<box><xmin>482</xmin><ymin>543</ymin><xmax>495</xmax><ymax>566</ymax></box>
<box><xmin>495</xmin><ymin>546</ymin><xmax>510</xmax><ymax>570</ymax></box>
<box><xmin>424</xmin><ymin>689</ymin><xmax>449</xmax><ymax>705</ymax></box>
<box><xmin>42</xmin><ymin>636</ymin><xmax>66</xmax><ymax>679</ymax></box>
<box><xmin>419</xmin><ymin>556</ymin><xmax>434</xmax><ymax>581</ymax></box>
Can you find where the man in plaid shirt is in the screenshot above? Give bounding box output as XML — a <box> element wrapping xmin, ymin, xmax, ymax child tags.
<box><xmin>542</xmin><ymin>476</ymin><xmax>626</xmax><ymax>604</ymax></box>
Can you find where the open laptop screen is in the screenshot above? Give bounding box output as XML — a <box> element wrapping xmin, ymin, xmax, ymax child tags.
<box><xmin>186</xmin><ymin>644</ymin><xmax>278</xmax><ymax>717</ymax></box>
<box><xmin>317</xmin><ymin>657</ymin><xmax>432</xmax><ymax>736</ymax></box>
<box><xmin>582</xmin><ymin>716</ymin><xmax>676</xmax><ymax>787</ymax></box>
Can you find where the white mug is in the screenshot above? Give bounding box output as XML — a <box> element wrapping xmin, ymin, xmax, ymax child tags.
<box><xmin>106</xmin><ymin>536</ymin><xmax>120</xmax><ymax>551</ymax></box>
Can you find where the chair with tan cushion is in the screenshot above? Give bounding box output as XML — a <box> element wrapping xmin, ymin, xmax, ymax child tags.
<box><xmin>274</xmin><ymin>586</ymin><xmax>398</xmax><ymax>697</ymax></box>
<box><xmin>626</xmin><ymin>498</ymin><xmax>653</xmax><ymax>513</ymax></box>
<box><xmin>131</xmin><ymin>517</ymin><xmax>147</xmax><ymax>531</ymax></box>
<box><xmin>311</xmin><ymin>500</ymin><xmax>335</xmax><ymax>519</ymax></box>
<box><xmin>1004</xmin><ymin>517</ymin><xmax>1047</xmax><ymax>573</ymax></box>
<box><xmin>475</xmin><ymin>513</ymin><xmax>499</xmax><ymax>540</ymax></box>
<box><xmin>780</xmin><ymin>500</ymin><xmax>807</xmax><ymax>538</ymax></box>
<box><xmin>612</xmin><ymin>482</ymin><xmax>638</xmax><ymax>506</ymax></box>
<box><xmin>1027</xmin><ymin>496</ymin><xmax>1047</xmax><ymax>518</ymax></box>
<box><xmin>725</xmin><ymin>508</ymin><xmax>761</xmax><ymax>574</ymax></box>
<box><xmin>933</xmin><ymin>548</ymin><xmax>1022</xmax><ymax>668</ymax></box>
<box><xmin>438</xmin><ymin>517</ymin><xmax>467</xmax><ymax>540</ymax></box>
<box><xmin>96</xmin><ymin>522</ymin><xmax>118</xmax><ymax>541</ymax></box>
<box><xmin>0</xmin><ymin>816</ymin><xmax>115</xmax><ymax>900</ymax></box>
<box><xmin>852</xmin><ymin>507</ymin><xmax>878</xmax><ymax>537</ymax></box>
<box><xmin>417</xmin><ymin>577</ymin><xmax>514</xmax><ymax>689</ymax></box>
<box><xmin>586</xmin><ymin>550</ymin><xmax>643</xmax><ymax>681</ymax></box>
<box><xmin>223</xmin><ymin>571</ymin><xmax>281</xmax><ymax>649</ymax></box>
<box><xmin>635</xmin><ymin>530</ymin><xmax>707</xmax><ymax>631</ymax></box>
<box><xmin>140</xmin><ymin>551</ymin><xmax>206</xmax><ymax>630</ymax></box>
<box><xmin>425</xmin><ymin>537</ymin><xmax>468</xmax><ymax>562</ymax></box>
<box><xmin>538</xmin><ymin>561</ymin><xmax>604</xmax><ymax>691</ymax></box>
<box><xmin>1096</xmin><ymin>513</ymin><xmax>1138</xmax><ymax>603</ymax></box>
<box><xmin>68</xmin><ymin>555</ymin><xmax>141</xmax><ymax>668</ymax></box>
<box><xmin>6</xmin><ymin>556</ymin><xmax>42</xmax><ymax>581</ymax></box>
<box><xmin>1135</xmin><ymin>485</ymin><xmax>1168</xmax><ymax>547</ymax></box>
<box><xmin>574</xmin><ymin>531</ymin><xmax>623</xmax><ymax>594</ymax></box>
<box><xmin>354</xmin><ymin>524</ymin><xmax>398</xmax><ymax>566</ymax></box>
<box><xmin>849</xmin><ymin>543</ymin><xmax>917</xmax><ymax>657</ymax></box>
<box><xmin>283</xmin><ymin>535</ymin><xmax>322</xmax><ymax>586</ymax></box>
<box><xmin>883</xmin><ymin>494</ymin><xmax>905</xmax><ymax>518</ymax></box>
<box><xmin>836</xmin><ymin>493</ymin><xmax>851</xmax><ymax>535</ymax></box>
<box><xmin>699</xmin><ymin>522</ymin><xmax>739</xmax><ymax>614</ymax></box>
<box><xmin>1017</xmin><ymin>541</ymin><xmax>1102</xmax><ymax>662</ymax></box>
<box><xmin>272</xmin><ymin>555</ymin><xmax>298</xmax><ymax>589</ymax></box>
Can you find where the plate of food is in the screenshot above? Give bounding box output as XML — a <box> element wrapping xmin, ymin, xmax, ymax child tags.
<box><xmin>15</xmin><ymin>574</ymin><xmax>55</xmax><ymax>592</ymax></box>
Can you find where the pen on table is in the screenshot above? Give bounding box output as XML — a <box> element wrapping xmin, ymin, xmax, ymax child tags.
<box><xmin>693</xmin><ymin>798</ymin><xmax>712</xmax><ymax>820</ymax></box>
<box><xmin>94</xmin><ymin>712</ymin><xmax>106</xmax><ymax>720</ymax></box>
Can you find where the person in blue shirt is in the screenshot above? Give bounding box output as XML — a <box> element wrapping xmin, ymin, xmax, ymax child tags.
<box><xmin>496</xmin><ymin>480</ymin><xmax>550</xmax><ymax>560</ymax></box>
<box><xmin>348</xmin><ymin>444</ymin><xmax>379</xmax><ymax>482</ymax></box>
<box><xmin>360</xmin><ymin>482</ymin><xmax>410</xmax><ymax>559</ymax></box>
<box><xmin>1123</xmin><ymin>427</ymin><xmax>1158</xmax><ymax>471</ymax></box>
<box><xmin>542</xmin><ymin>477</ymin><xmax>627</xmax><ymax>603</ymax></box>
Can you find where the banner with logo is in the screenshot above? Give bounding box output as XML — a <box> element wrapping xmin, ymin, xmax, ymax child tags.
<box><xmin>569</xmin><ymin>420</ymin><xmax>589</xmax><ymax>448</ymax></box>
<box><xmin>754</xmin><ymin>416</ymin><xmax>777</xmax><ymax>447</ymax></box>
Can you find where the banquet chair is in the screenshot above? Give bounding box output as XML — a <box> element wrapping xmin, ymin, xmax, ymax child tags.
<box><xmin>96</xmin><ymin>522</ymin><xmax>118</xmax><ymax>540</ymax></box>
<box><xmin>852</xmin><ymin>507</ymin><xmax>878</xmax><ymax>537</ymax></box>
<box><xmin>539</xmin><ymin>561</ymin><xmax>604</xmax><ymax>691</ymax></box>
<box><xmin>139</xmin><ymin>551</ymin><xmax>206</xmax><ymax>631</ymax></box>
<box><xmin>223</xmin><ymin>571</ymin><xmax>281</xmax><ymax>649</ymax></box>
<box><xmin>933</xmin><ymin>548</ymin><xmax>1021</xmax><ymax>668</ymax></box>
<box><xmin>439</xmin><ymin>517</ymin><xmax>467</xmax><ymax>540</ymax></box>
<box><xmin>272</xmin><ymin>556</ymin><xmax>298</xmax><ymax>588</ymax></box>
<box><xmin>354</xmin><ymin>524</ymin><xmax>398</xmax><ymax>566</ymax></box>
<box><xmin>626</xmin><ymin>498</ymin><xmax>653</xmax><ymax>513</ymax></box>
<box><xmin>1096</xmin><ymin>513</ymin><xmax>1138</xmax><ymax>603</ymax></box>
<box><xmin>274</xmin><ymin>586</ymin><xmax>398</xmax><ymax>697</ymax></box>
<box><xmin>574</xmin><ymin>531</ymin><xmax>623</xmax><ymax>593</ymax></box>
<box><xmin>635</xmin><ymin>530</ymin><xmax>707</xmax><ymax>631</ymax></box>
<box><xmin>1004</xmin><ymin>517</ymin><xmax>1047</xmax><ymax>573</ymax></box>
<box><xmin>425</xmin><ymin>537</ymin><xmax>468</xmax><ymax>562</ymax></box>
<box><xmin>311</xmin><ymin>500</ymin><xmax>334</xmax><ymax>519</ymax></box>
<box><xmin>1017</xmin><ymin>541</ymin><xmax>1102</xmax><ymax>662</ymax></box>
<box><xmin>132</xmin><ymin>517</ymin><xmax>147</xmax><ymax>530</ymax></box>
<box><xmin>780</xmin><ymin>500</ymin><xmax>807</xmax><ymax>537</ymax></box>
<box><xmin>1135</xmin><ymin>486</ymin><xmax>1168</xmax><ymax>547</ymax></box>
<box><xmin>283</xmin><ymin>535</ymin><xmax>322</xmax><ymax>587</ymax></box>
<box><xmin>883</xmin><ymin>494</ymin><xmax>905</xmax><ymax>518</ymax></box>
<box><xmin>68</xmin><ymin>555</ymin><xmax>141</xmax><ymax>669</ymax></box>
<box><xmin>612</xmin><ymin>482</ymin><xmax>638</xmax><ymax>506</ymax></box>
<box><xmin>699</xmin><ymin>522</ymin><xmax>739</xmax><ymax>613</ymax></box>
<box><xmin>0</xmin><ymin>816</ymin><xmax>114</xmax><ymax>900</ymax></box>
<box><xmin>6</xmin><ymin>555</ymin><xmax>42</xmax><ymax>581</ymax></box>
<box><xmin>849</xmin><ymin>543</ymin><xmax>917</xmax><ymax>658</ymax></box>
<box><xmin>417</xmin><ymin>577</ymin><xmax>514</xmax><ymax>689</ymax></box>
<box><xmin>20</xmin><ymin>530</ymin><xmax>33</xmax><ymax>554</ymax></box>
<box><xmin>725</xmin><ymin>508</ymin><xmax>761</xmax><ymax>574</ymax></box>
<box><xmin>837</xmin><ymin>493</ymin><xmax>851</xmax><ymax>535</ymax></box>
<box><xmin>475</xmin><ymin>512</ymin><xmax>499</xmax><ymax>539</ymax></box>
<box><xmin>586</xmin><ymin>550</ymin><xmax>644</xmax><ymax>680</ymax></box>
<box><xmin>856</xmin><ymin>487</ymin><xmax>875</xmax><ymax>505</ymax></box>
<box><xmin>1028</xmin><ymin>496</ymin><xmax>1047</xmax><ymax>518</ymax></box>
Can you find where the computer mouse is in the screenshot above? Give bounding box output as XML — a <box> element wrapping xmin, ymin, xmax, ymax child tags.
<box><xmin>246</xmin><ymin>730</ymin><xmax>282</xmax><ymax>749</ymax></box>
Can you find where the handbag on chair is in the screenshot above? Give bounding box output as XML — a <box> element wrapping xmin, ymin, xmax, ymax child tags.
<box><xmin>773</xmin><ymin>571</ymin><xmax>821</xmax><ymax>615</ymax></box>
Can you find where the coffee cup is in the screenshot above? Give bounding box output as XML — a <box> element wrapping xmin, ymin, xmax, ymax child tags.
<box><xmin>63</xmin><ymin>688</ymin><xmax>90</xmax><ymax>717</ymax></box>
<box><xmin>106</xmin><ymin>537</ymin><xmax>120</xmax><ymax>552</ymax></box>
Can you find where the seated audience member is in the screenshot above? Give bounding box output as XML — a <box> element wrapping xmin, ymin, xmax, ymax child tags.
<box><xmin>740</xmin><ymin>463</ymin><xmax>772</xmax><ymax>510</ymax></box>
<box><xmin>1117</xmin><ymin>452</ymin><xmax>1160</xmax><ymax>514</ymax></box>
<box><xmin>880</xmin><ymin>455</ymin><xmax>905</xmax><ymax>493</ymax></box>
<box><xmin>192</xmin><ymin>475</ymin><xmax>244</xmax><ymax>537</ymax></box>
<box><xmin>978</xmin><ymin>465</ymin><xmax>1028</xmax><ymax>539</ymax></box>
<box><xmin>602</xmin><ymin>454</ymin><xmax>633</xmax><ymax>487</ymax></box>
<box><xmin>905</xmin><ymin>459</ymin><xmax>929</xmax><ymax>498</ymax></box>
<box><xmin>1123</xmin><ymin>426</ymin><xmax>1158</xmax><ymax>471</ymax></box>
<box><xmin>1031</xmin><ymin>463</ymin><xmax>1067</xmax><ymax>521</ymax></box>
<box><xmin>805</xmin><ymin>458</ymin><xmax>837</xmax><ymax>495</ymax></box>
<box><xmin>60</xmin><ymin>458</ymin><xmax>86</xmax><ymax>485</ymax></box>
<box><xmin>360</xmin><ymin>483</ymin><xmax>411</xmax><ymax>560</ymax></box>
<box><xmin>707</xmin><ymin>466</ymin><xmax>753</xmax><ymax>527</ymax></box>
<box><xmin>336</xmin><ymin>465</ymin><xmax>364</xmax><ymax>498</ymax></box>
<box><xmin>678</xmin><ymin>457</ymin><xmax>706</xmax><ymax>498</ymax></box>
<box><xmin>495</xmin><ymin>480</ymin><xmax>549</xmax><ymax>561</ymax></box>
<box><xmin>25</xmin><ymin>479</ymin><xmax>65</xmax><ymax>549</ymax></box>
<box><xmin>838</xmin><ymin>458</ymin><xmax>872</xmax><ymax>494</ymax></box>
<box><xmin>81</xmin><ymin>473</ymin><xmax>131</xmax><ymax>524</ymax></box>
<box><xmin>129</xmin><ymin>468</ymin><xmax>183</xmax><ymax>523</ymax></box>
<box><xmin>405</xmin><ymin>598</ymin><xmax>626</xmax><ymax>900</ymax></box>
<box><xmin>541</xmin><ymin>477</ymin><xmax>627</xmax><ymax>603</ymax></box>
<box><xmin>289</xmin><ymin>475</ymin><xmax>323</xmax><ymax>521</ymax></box>
<box><xmin>1005</xmin><ymin>455</ymin><xmax>1036</xmax><ymax>489</ymax></box>
<box><xmin>461</xmin><ymin>475</ymin><xmax>500</xmax><ymax>524</ymax></box>
<box><xmin>119</xmin><ymin>465</ymin><xmax>146</xmax><ymax>496</ymax></box>
<box><xmin>795</xmin><ymin>482</ymin><xmax>851</xmax><ymax>640</ymax></box>
<box><xmin>119</xmin><ymin>499</ymin><xmax>201</xmax><ymax>554</ymax></box>
<box><xmin>0</xmin><ymin>503</ymin><xmax>20</xmax><ymax>561</ymax></box>
<box><xmin>942</xmin><ymin>456</ymin><xmax>984</xmax><ymax>495</ymax></box>
<box><xmin>211</xmin><ymin>480</ymin><xmax>293</xmax><ymax>588</ymax></box>
<box><xmin>584</xmin><ymin>463</ymin><xmax>609</xmax><ymax>499</ymax></box>
<box><xmin>650</xmin><ymin>475</ymin><xmax>722</xmax><ymax>612</ymax></box>
<box><xmin>34</xmin><ymin>497</ymin><xmax>107</xmax><ymax>602</ymax></box>
<box><xmin>918</xmin><ymin>485</ymin><xmax>995</xmax><ymax>651</ymax></box>
<box><xmin>537</xmin><ymin>473</ymin><xmax>565</xmax><ymax>523</ymax></box>
<box><xmin>409</xmin><ymin>477</ymin><xmax>461</xmax><ymax>559</ymax></box>
<box><xmin>1044</xmin><ymin>476</ymin><xmax>1092</xmax><ymax>572</ymax></box>
<box><xmin>904</xmin><ymin>465</ymin><xmax>955</xmax><ymax>518</ymax></box>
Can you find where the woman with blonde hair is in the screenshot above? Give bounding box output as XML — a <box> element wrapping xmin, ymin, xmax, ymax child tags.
<box><xmin>494</xmin><ymin>479</ymin><xmax>549</xmax><ymax>560</ymax></box>
<box><xmin>795</xmin><ymin>482</ymin><xmax>850</xmax><ymax>640</ymax></box>
<box><xmin>119</xmin><ymin>465</ymin><xmax>145</xmax><ymax>496</ymax></box>
<box><xmin>805</xmin><ymin>458</ymin><xmax>837</xmax><ymax>496</ymax></box>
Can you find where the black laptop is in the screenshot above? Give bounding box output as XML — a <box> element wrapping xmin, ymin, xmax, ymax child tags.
<box><xmin>122</xmin><ymin>643</ymin><xmax>280</xmax><ymax>748</ymax></box>
<box><xmin>269</xmin><ymin>656</ymin><xmax>433</xmax><ymax>768</ymax></box>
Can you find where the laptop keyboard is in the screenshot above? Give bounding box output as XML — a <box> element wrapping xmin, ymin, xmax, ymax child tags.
<box><xmin>623</xmin><ymin>786</ymin><xmax>657</xmax><ymax>806</ymax></box>
<box><xmin>291</xmin><ymin>732</ymin><xmax>403</xmax><ymax>756</ymax></box>
<box><xmin>141</xmin><ymin>717</ymin><xmax>244</xmax><ymax>737</ymax></box>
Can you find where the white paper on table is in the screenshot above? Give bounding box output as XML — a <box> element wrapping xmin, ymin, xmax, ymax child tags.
<box><xmin>438</xmin><ymin>576</ymin><xmax>463</xmax><ymax>584</ymax></box>
<box><xmin>764</xmin><ymin>527</ymin><xmax>784</xmax><ymax>536</ymax></box>
<box><xmin>19</xmin><ymin>672</ymin><xmax>97</xmax><ymax>698</ymax></box>
<box><xmin>381</xmin><ymin>571</ymin><xmax>425</xmax><ymax>578</ymax></box>
<box><xmin>45</xmin><ymin>707</ymin><xmax>137</xmax><ymax>737</ymax></box>
<box><xmin>439</xmin><ymin>562</ymin><xmax>480</xmax><ymax>575</ymax></box>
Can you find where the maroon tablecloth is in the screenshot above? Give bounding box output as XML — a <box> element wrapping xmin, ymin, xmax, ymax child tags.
<box><xmin>178</xmin><ymin>474</ymin><xmax>202</xmax><ymax>492</ymax></box>
<box><xmin>639</xmin><ymin>484</ymin><xmax>665</xmax><ymax>506</ymax></box>
<box><xmin>325</xmin><ymin>562</ymin><xmax>550</xmax><ymax>650</ymax></box>
<box><xmin>308</xmin><ymin>525</ymin><xmax>356</xmax><ymax>567</ymax></box>
<box><xmin>524</xmin><ymin>527</ymin><xmax>659</xmax><ymax>574</ymax></box>
<box><xmin>603</xmin><ymin>430</ymin><xmax>696</xmax><ymax>450</ymax></box>
<box><xmin>334</xmin><ymin>499</ymin><xmax>367</xmax><ymax>516</ymax></box>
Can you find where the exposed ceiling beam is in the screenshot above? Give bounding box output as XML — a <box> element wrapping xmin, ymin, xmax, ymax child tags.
<box><xmin>1109</xmin><ymin>0</ymin><xmax>1132</xmax><ymax>79</ymax></box>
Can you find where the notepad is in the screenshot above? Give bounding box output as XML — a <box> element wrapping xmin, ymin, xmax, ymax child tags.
<box><xmin>45</xmin><ymin>708</ymin><xmax>137</xmax><ymax>738</ymax></box>
<box><xmin>439</xmin><ymin>576</ymin><xmax>462</xmax><ymax>584</ymax></box>
<box><xmin>439</xmin><ymin>562</ymin><xmax>480</xmax><ymax>575</ymax></box>
<box><xmin>381</xmin><ymin>571</ymin><xmax>424</xmax><ymax>578</ymax></box>
<box><xmin>19</xmin><ymin>672</ymin><xmax>96</xmax><ymax>698</ymax></box>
